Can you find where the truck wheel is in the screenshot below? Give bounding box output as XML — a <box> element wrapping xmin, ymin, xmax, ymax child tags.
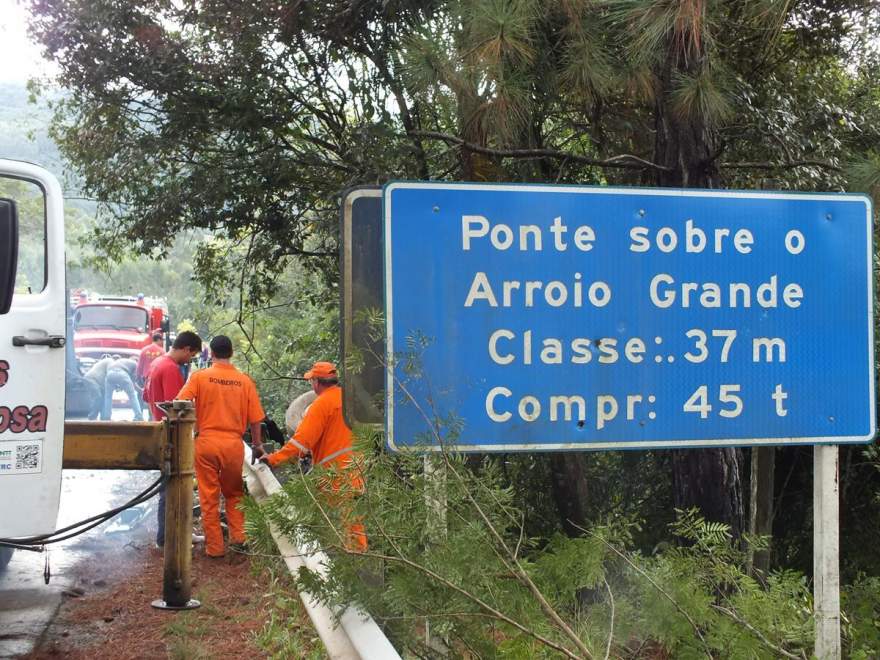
<box><xmin>0</xmin><ymin>546</ymin><xmax>13</xmax><ymax>571</ymax></box>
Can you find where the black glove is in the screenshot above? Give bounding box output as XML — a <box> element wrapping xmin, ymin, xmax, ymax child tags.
<box><xmin>251</xmin><ymin>444</ymin><xmax>267</xmax><ymax>464</ymax></box>
<box><xmin>263</xmin><ymin>418</ymin><xmax>286</xmax><ymax>445</ymax></box>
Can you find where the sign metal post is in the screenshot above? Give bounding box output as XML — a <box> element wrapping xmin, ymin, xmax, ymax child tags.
<box><xmin>814</xmin><ymin>444</ymin><xmax>840</xmax><ymax>659</ymax></box>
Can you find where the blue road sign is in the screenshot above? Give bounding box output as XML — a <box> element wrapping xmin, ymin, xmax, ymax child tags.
<box><xmin>384</xmin><ymin>182</ymin><xmax>875</xmax><ymax>452</ymax></box>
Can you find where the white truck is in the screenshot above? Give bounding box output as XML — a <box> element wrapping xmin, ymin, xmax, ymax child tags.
<box><xmin>0</xmin><ymin>159</ymin><xmax>67</xmax><ymax>568</ymax></box>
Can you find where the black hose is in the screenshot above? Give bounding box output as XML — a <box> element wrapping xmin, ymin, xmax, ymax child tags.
<box><xmin>0</xmin><ymin>474</ymin><xmax>165</xmax><ymax>550</ymax></box>
<box><xmin>17</xmin><ymin>480</ymin><xmax>164</xmax><ymax>546</ymax></box>
<box><xmin>26</xmin><ymin>473</ymin><xmax>165</xmax><ymax>541</ymax></box>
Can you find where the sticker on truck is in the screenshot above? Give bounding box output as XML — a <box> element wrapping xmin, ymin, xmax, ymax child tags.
<box><xmin>0</xmin><ymin>438</ymin><xmax>43</xmax><ymax>474</ymax></box>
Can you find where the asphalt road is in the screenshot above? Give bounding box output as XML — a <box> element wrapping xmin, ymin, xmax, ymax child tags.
<box><xmin>0</xmin><ymin>468</ymin><xmax>158</xmax><ymax>657</ymax></box>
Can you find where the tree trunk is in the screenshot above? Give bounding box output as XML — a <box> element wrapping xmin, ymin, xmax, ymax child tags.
<box><xmin>652</xmin><ymin>67</ymin><xmax>720</xmax><ymax>189</ymax></box>
<box><xmin>748</xmin><ymin>446</ymin><xmax>776</xmax><ymax>578</ymax></box>
<box><xmin>549</xmin><ymin>453</ymin><xmax>591</xmax><ymax>536</ymax></box>
<box><xmin>653</xmin><ymin>51</ymin><xmax>744</xmax><ymax>537</ymax></box>
<box><xmin>672</xmin><ymin>448</ymin><xmax>744</xmax><ymax>537</ymax></box>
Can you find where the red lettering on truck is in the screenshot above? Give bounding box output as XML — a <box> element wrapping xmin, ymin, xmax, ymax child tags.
<box><xmin>0</xmin><ymin>360</ymin><xmax>8</xmax><ymax>388</ymax></box>
<box><xmin>0</xmin><ymin>405</ymin><xmax>48</xmax><ymax>434</ymax></box>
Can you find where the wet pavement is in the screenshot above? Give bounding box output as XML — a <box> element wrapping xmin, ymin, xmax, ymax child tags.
<box><xmin>0</xmin><ymin>468</ymin><xmax>159</xmax><ymax>657</ymax></box>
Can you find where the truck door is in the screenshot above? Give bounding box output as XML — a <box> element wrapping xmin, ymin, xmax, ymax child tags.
<box><xmin>0</xmin><ymin>160</ymin><xmax>66</xmax><ymax>537</ymax></box>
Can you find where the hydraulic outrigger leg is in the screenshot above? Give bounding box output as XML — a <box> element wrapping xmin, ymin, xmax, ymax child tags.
<box><xmin>62</xmin><ymin>401</ymin><xmax>200</xmax><ymax>611</ymax></box>
<box><xmin>152</xmin><ymin>401</ymin><xmax>200</xmax><ymax>610</ymax></box>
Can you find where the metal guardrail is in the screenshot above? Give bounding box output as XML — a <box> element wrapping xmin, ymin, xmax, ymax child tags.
<box><xmin>242</xmin><ymin>444</ymin><xmax>401</xmax><ymax>660</ymax></box>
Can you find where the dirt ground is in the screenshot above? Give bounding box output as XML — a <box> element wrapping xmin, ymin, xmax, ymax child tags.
<box><xmin>25</xmin><ymin>541</ymin><xmax>324</xmax><ymax>659</ymax></box>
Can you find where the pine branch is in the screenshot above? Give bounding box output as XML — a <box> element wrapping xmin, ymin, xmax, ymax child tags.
<box><xmin>284</xmin><ymin>449</ymin><xmax>576</xmax><ymax>659</ymax></box>
<box><xmin>603</xmin><ymin>578</ymin><xmax>615</xmax><ymax>660</ymax></box>
<box><xmin>710</xmin><ymin>604</ymin><xmax>802</xmax><ymax>660</ymax></box>
<box><xmin>384</xmin><ymin>364</ymin><xmax>595</xmax><ymax>658</ymax></box>
<box><xmin>408</xmin><ymin>130</ymin><xmax>670</xmax><ymax>172</ymax></box>
<box><xmin>347</xmin><ymin>548</ymin><xmax>584</xmax><ymax>660</ymax></box>
<box><xmin>576</xmin><ymin>525</ymin><xmax>713</xmax><ymax>659</ymax></box>
<box><xmin>294</xmin><ymin>460</ymin><xmax>351</xmax><ymax>550</ymax></box>
<box><xmin>440</xmin><ymin>454</ymin><xmax>595</xmax><ymax>659</ymax></box>
<box><xmin>719</xmin><ymin>160</ymin><xmax>841</xmax><ymax>172</ymax></box>
<box><xmin>410</xmin><ymin>132</ymin><xmax>841</xmax><ymax>175</ymax></box>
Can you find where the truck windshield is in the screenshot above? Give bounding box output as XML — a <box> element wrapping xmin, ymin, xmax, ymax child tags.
<box><xmin>74</xmin><ymin>306</ymin><xmax>149</xmax><ymax>332</ymax></box>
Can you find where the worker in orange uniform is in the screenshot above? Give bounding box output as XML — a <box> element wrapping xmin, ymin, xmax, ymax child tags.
<box><xmin>257</xmin><ymin>361</ymin><xmax>367</xmax><ymax>553</ymax></box>
<box><xmin>176</xmin><ymin>335</ymin><xmax>265</xmax><ymax>558</ymax></box>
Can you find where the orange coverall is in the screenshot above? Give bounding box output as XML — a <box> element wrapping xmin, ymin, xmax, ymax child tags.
<box><xmin>267</xmin><ymin>385</ymin><xmax>367</xmax><ymax>552</ymax></box>
<box><xmin>177</xmin><ymin>363</ymin><xmax>265</xmax><ymax>557</ymax></box>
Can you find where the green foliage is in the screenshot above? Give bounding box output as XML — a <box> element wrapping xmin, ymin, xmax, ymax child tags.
<box><xmin>239</xmin><ymin>497</ymin><xmax>328</xmax><ymax>658</ymax></box>
<box><xmin>253</xmin><ymin>446</ymin><xmax>824</xmax><ymax>658</ymax></box>
<box><xmin>26</xmin><ymin>0</ymin><xmax>436</xmax><ymax>299</ymax></box>
<box><xmin>28</xmin><ymin>0</ymin><xmax>880</xmax><ymax>293</ymax></box>
<box><xmin>846</xmin><ymin>152</ymin><xmax>880</xmax><ymax>199</ymax></box>
<box><xmin>249</xmin><ymin>574</ymin><xmax>327</xmax><ymax>659</ymax></box>
<box><xmin>11</xmin><ymin>3</ymin><xmax>880</xmax><ymax>652</ymax></box>
<box><xmin>0</xmin><ymin>177</ymin><xmax>47</xmax><ymax>294</ymax></box>
<box><xmin>623</xmin><ymin>511</ymin><xmax>814</xmax><ymax>658</ymax></box>
<box><xmin>0</xmin><ymin>82</ymin><xmax>65</xmax><ymax>172</ymax></box>
<box><xmin>842</xmin><ymin>575</ymin><xmax>880</xmax><ymax>659</ymax></box>
<box><xmin>176</xmin><ymin>319</ymin><xmax>197</xmax><ymax>333</ymax></box>
<box><xmin>259</xmin><ymin>445</ymin><xmax>574</xmax><ymax>656</ymax></box>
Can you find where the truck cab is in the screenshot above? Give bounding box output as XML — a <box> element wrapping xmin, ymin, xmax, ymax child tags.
<box><xmin>0</xmin><ymin>159</ymin><xmax>68</xmax><ymax>556</ymax></box>
<box><xmin>72</xmin><ymin>297</ymin><xmax>169</xmax><ymax>371</ymax></box>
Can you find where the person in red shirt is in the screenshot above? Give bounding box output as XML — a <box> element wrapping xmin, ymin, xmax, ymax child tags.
<box><xmin>259</xmin><ymin>361</ymin><xmax>367</xmax><ymax>552</ymax></box>
<box><xmin>144</xmin><ymin>331</ymin><xmax>201</xmax><ymax>421</ymax></box>
<box><xmin>143</xmin><ymin>330</ymin><xmax>203</xmax><ymax>548</ymax></box>
<box><xmin>135</xmin><ymin>332</ymin><xmax>164</xmax><ymax>418</ymax></box>
<box><xmin>177</xmin><ymin>335</ymin><xmax>265</xmax><ymax>558</ymax></box>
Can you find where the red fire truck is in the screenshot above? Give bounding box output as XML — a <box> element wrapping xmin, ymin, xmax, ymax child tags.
<box><xmin>72</xmin><ymin>294</ymin><xmax>170</xmax><ymax>370</ymax></box>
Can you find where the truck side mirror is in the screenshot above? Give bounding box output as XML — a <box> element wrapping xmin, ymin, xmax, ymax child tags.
<box><xmin>0</xmin><ymin>198</ymin><xmax>19</xmax><ymax>315</ymax></box>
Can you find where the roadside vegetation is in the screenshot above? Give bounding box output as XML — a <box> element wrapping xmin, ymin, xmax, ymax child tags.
<box><xmin>9</xmin><ymin>0</ymin><xmax>880</xmax><ymax>656</ymax></box>
<box><xmin>246</xmin><ymin>442</ymin><xmax>880</xmax><ymax>658</ymax></box>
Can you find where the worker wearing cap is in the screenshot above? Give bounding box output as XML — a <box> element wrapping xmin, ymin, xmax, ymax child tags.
<box><xmin>258</xmin><ymin>361</ymin><xmax>367</xmax><ymax>552</ymax></box>
<box><xmin>176</xmin><ymin>335</ymin><xmax>265</xmax><ymax>558</ymax></box>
